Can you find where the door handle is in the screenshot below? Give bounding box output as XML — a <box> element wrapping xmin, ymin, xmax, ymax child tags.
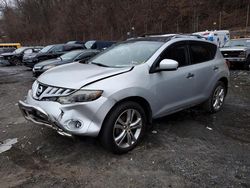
<box><xmin>186</xmin><ymin>73</ymin><xmax>194</xmax><ymax>79</ymax></box>
<box><xmin>213</xmin><ymin>66</ymin><xmax>219</xmax><ymax>71</ymax></box>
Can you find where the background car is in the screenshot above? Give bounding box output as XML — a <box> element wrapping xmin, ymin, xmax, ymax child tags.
<box><xmin>0</xmin><ymin>46</ymin><xmax>43</xmax><ymax>66</ymax></box>
<box><xmin>22</xmin><ymin>47</ymin><xmax>42</xmax><ymax>61</ymax></box>
<box><xmin>84</xmin><ymin>40</ymin><xmax>116</xmax><ymax>50</ymax></box>
<box><xmin>23</xmin><ymin>44</ymin><xmax>85</xmax><ymax>68</ymax></box>
<box><xmin>33</xmin><ymin>49</ymin><xmax>100</xmax><ymax>77</ymax></box>
<box><xmin>0</xmin><ymin>47</ymin><xmax>16</xmax><ymax>55</ymax></box>
<box><xmin>220</xmin><ymin>38</ymin><xmax>250</xmax><ymax>70</ymax></box>
<box><xmin>0</xmin><ymin>47</ymin><xmax>16</xmax><ymax>65</ymax></box>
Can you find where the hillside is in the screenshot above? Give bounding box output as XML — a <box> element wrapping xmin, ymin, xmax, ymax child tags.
<box><xmin>0</xmin><ymin>0</ymin><xmax>249</xmax><ymax>44</ymax></box>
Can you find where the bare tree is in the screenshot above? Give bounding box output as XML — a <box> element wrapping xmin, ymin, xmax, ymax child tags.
<box><xmin>0</xmin><ymin>0</ymin><xmax>249</xmax><ymax>44</ymax></box>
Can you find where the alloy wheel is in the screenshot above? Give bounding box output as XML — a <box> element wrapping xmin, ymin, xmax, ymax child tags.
<box><xmin>212</xmin><ymin>86</ymin><xmax>225</xmax><ymax>111</ymax></box>
<box><xmin>113</xmin><ymin>109</ymin><xmax>142</xmax><ymax>148</ymax></box>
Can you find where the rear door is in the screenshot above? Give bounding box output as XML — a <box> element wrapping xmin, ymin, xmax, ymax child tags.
<box><xmin>188</xmin><ymin>41</ymin><xmax>218</xmax><ymax>102</ymax></box>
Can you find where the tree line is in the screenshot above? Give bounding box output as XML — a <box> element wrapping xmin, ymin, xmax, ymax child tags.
<box><xmin>0</xmin><ymin>0</ymin><xmax>249</xmax><ymax>45</ymax></box>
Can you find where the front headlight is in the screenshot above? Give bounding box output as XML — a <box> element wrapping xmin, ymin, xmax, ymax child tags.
<box><xmin>57</xmin><ymin>90</ymin><xmax>103</xmax><ymax>104</ymax></box>
<box><xmin>43</xmin><ymin>65</ymin><xmax>56</xmax><ymax>70</ymax></box>
<box><xmin>33</xmin><ymin>66</ymin><xmax>42</xmax><ymax>70</ymax></box>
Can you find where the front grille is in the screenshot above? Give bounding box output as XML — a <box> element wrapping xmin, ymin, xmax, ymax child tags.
<box><xmin>32</xmin><ymin>81</ymin><xmax>75</xmax><ymax>100</ymax></box>
<box><xmin>221</xmin><ymin>51</ymin><xmax>243</xmax><ymax>58</ymax></box>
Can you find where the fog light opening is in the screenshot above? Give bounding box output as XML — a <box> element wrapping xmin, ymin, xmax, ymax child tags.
<box><xmin>66</xmin><ymin>119</ymin><xmax>83</xmax><ymax>129</ymax></box>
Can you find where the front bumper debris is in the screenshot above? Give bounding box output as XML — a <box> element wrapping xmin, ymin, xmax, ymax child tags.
<box><xmin>18</xmin><ymin>89</ymin><xmax>114</xmax><ymax>137</ymax></box>
<box><xmin>18</xmin><ymin>100</ymin><xmax>72</xmax><ymax>137</ymax></box>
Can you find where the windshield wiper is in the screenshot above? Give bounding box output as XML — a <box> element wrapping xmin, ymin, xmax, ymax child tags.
<box><xmin>90</xmin><ymin>62</ymin><xmax>110</xmax><ymax>67</ymax></box>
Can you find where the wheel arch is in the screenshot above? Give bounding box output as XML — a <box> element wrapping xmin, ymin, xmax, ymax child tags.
<box><xmin>218</xmin><ymin>77</ymin><xmax>228</xmax><ymax>94</ymax></box>
<box><xmin>102</xmin><ymin>96</ymin><xmax>153</xmax><ymax>129</ymax></box>
<box><xmin>117</xmin><ymin>96</ymin><xmax>152</xmax><ymax>124</ymax></box>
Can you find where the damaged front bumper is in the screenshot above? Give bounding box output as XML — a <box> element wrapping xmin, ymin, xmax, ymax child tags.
<box><xmin>18</xmin><ymin>100</ymin><xmax>72</xmax><ymax>137</ymax></box>
<box><xmin>18</xmin><ymin>90</ymin><xmax>115</xmax><ymax>137</ymax></box>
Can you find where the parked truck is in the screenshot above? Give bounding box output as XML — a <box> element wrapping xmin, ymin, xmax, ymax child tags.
<box><xmin>193</xmin><ymin>30</ymin><xmax>230</xmax><ymax>48</ymax></box>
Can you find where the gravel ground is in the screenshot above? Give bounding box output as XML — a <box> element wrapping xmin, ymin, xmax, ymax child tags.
<box><xmin>0</xmin><ymin>65</ymin><xmax>249</xmax><ymax>188</ymax></box>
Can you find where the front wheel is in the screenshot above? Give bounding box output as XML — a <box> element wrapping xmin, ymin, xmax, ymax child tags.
<box><xmin>203</xmin><ymin>81</ymin><xmax>226</xmax><ymax>113</ymax></box>
<box><xmin>100</xmin><ymin>101</ymin><xmax>147</xmax><ymax>154</ymax></box>
<box><xmin>10</xmin><ymin>58</ymin><xmax>22</xmax><ymax>66</ymax></box>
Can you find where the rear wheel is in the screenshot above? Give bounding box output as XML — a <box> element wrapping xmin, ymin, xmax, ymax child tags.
<box><xmin>203</xmin><ymin>81</ymin><xmax>226</xmax><ymax>113</ymax></box>
<box><xmin>100</xmin><ymin>101</ymin><xmax>146</xmax><ymax>154</ymax></box>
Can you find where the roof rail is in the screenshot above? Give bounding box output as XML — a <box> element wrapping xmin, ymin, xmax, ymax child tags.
<box><xmin>140</xmin><ymin>33</ymin><xmax>178</xmax><ymax>37</ymax></box>
<box><xmin>140</xmin><ymin>33</ymin><xmax>206</xmax><ymax>39</ymax></box>
<box><xmin>171</xmin><ymin>34</ymin><xmax>206</xmax><ymax>39</ymax></box>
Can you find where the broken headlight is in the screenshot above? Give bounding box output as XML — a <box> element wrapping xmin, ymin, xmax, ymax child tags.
<box><xmin>57</xmin><ymin>90</ymin><xmax>103</xmax><ymax>104</ymax></box>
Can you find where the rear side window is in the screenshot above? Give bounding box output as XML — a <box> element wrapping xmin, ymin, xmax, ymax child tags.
<box><xmin>64</xmin><ymin>45</ymin><xmax>83</xmax><ymax>51</ymax></box>
<box><xmin>189</xmin><ymin>42</ymin><xmax>217</xmax><ymax>64</ymax></box>
<box><xmin>24</xmin><ymin>49</ymin><xmax>33</xmax><ymax>54</ymax></box>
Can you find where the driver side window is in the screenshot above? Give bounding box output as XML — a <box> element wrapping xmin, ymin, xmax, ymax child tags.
<box><xmin>24</xmin><ymin>49</ymin><xmax>33</xmax><ymax>54</ymax></box>
<box><xmin>158</xmin><ymin>43</ymin><xmax>189</xmax><ymax>67</ymax></box>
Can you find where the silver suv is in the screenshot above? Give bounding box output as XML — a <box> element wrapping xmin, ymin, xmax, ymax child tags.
<box><xmin>19</xmin><ymin>35</ymin><xmax>229</xmax><ymax>153</ymax></box>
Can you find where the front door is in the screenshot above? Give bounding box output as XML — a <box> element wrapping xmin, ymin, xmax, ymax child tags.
<box><xmin>150</xmin><ymin>42</ymin><xmax>197</xmax><ymax>118</ymax></box>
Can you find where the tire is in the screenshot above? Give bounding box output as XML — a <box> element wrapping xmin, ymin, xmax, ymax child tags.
<box><xmin>244</xmin><ymin>56</ymin><xmax>250</xmax><ymax>71</ymax></box>
<box><xmin>203</xmin><ymin>81</ymin><xmax>226</xmax><ymax>113</ymax></box>
<box><xmin>10</xmin><ymin>58</ymin><xmax>22</xmax><ymax>66</ymax></box>
<box><xmin>99</xmin><ymin>101</ymin><xmax>147</xmax><ymax>154</ymax></box>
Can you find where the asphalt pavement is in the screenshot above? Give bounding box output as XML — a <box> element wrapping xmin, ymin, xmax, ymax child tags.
<box><xmin>0</xmin><ymin>65</ymin><xmax>249</xmax><ymax>188</ymax></box>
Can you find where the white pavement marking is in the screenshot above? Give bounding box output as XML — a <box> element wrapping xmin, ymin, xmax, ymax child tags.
<box><xmin>0</xmin><ymin>138</ymin><xmax>18</xmax><ymax>154</ymax></box>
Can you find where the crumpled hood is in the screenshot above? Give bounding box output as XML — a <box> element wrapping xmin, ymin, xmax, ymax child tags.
<box><xmin>220</xmin><ymin>47</ymin><xmax>247</xmax><ymax>51</ymax></box>
<box><xmin>38</xmin><ymin>62</ymin><xmax>132</xmax><ymax>89</ymax></box>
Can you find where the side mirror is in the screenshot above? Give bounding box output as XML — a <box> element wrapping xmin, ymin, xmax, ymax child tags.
<box><xmin>158</xmin><ymin>59</ymin><xmax>178</xmax><ymax>71</ymax></box>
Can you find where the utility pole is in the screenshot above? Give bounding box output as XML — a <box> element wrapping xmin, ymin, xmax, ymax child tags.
<box><xmin>246</xmin><ymin>3</ymin><xmax>249</xmax><ymax>36</ymax></box>
<box><xmin>219</xmin><ymin>11</ymin><xmax>222</xmax><ymax>30</ymax></box>
<box><xmin>193</xmin><ymin>8</ymin><xmax>196</xmax><ymax>32</ymax></box>
<box><xmin>176</xmin><ymin>18</ymin><xmax>179</xmax><ymax>33</ymax></box>
<box><xmin>196</xmin><ymin>16</ymin><xmax>199</xmax><ymax>31</ymax></box>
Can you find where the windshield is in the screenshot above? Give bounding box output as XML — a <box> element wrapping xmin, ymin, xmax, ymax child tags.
<box><xmin>224</xmin><ymin>39</ymin><xmax>250</xmax><ymax>47</ymax></box>
<box><xmin>89</xmin><ymin>41</ymin><xmax>164</xmax><ymax>67</ymax></box>
<box><xmin>60</xmin><ymin>50</ymin><xmax>83</xmax><ymax>60</ymax></box>
<box><xmin>40</xmin><ymin>45</ymin><xmax>54</xmax><ymax>53</ymax></box>
<box><xmin>14</xmin><ymin>47</ymin><xmax>27</xmax><ymax>53</ymax></box>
